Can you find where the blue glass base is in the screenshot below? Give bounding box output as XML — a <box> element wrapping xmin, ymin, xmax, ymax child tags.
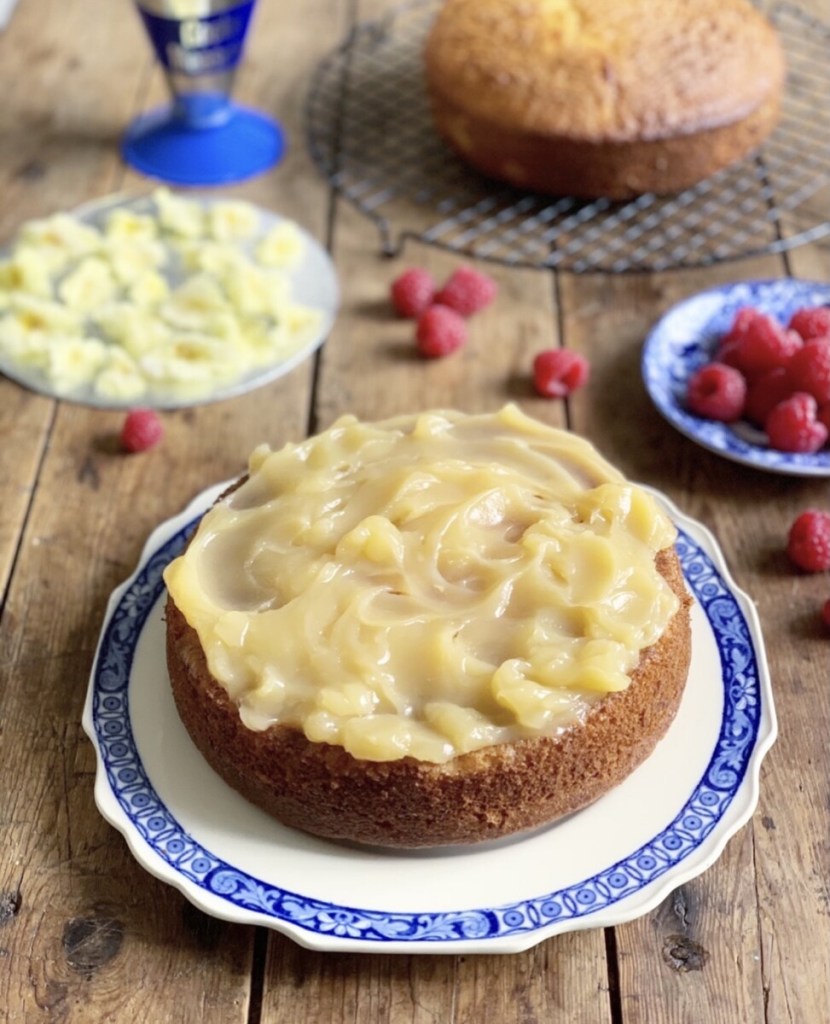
<box><xmin>122</xmin><ymin>102</ymin><xmax>285</xmax><ymax>186</ymax></box>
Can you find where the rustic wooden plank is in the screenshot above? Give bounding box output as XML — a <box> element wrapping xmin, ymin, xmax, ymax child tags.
<box><xmin>0</xmin><ymin>19</ymin><xmax>157</xmax><ymax>1021</ymax></box>
<box><xmin>314</xmin><ymin>213</ymin><xmax>566</xmax><ymax>427</ymax></box>
<box><xmin>253</xmin><ymin>19</ymin><xmax>609</xmax><ymax>1024</ymax></box>
<box><xmin>0</xmin><ymin>0</ymin><xmax>151</xmax><ymax>610</ymax></box>
<box><xmin>556</xmin><ymin>252</ymin><xmax>794</xmax><ymax>1024</ymax></box>
<box><xmin>613</xmin><ymin>820</ymin><xmax>766</xmax><ymax>1023</ymax></box>
<box><xmin>747</xmin><ymin>231</ymin><xmax>830</xmax><ymax>1024</ymax></box>
<box><xmin>256</xmin><ymin>218</ymin><xmax>610</xmax><ymax>1023</ymax></box>
<box><xmin>557</xmin><ymin>218</ymin><xmax>830</xmax><ymax>1024</ymax></box>
<box><xmin>0</xmin><ymin>389</ymin><xmax>52</xmax><ymax>601</ymax></box>
<box><xmin>659</xmin><ymin>276</ymin><xmax>829</xmax><ymax>1021</ymax></box>
<box><xmin>0</xmin><ymin>0</ymin><xmax>140</xmax><ymax>229</ymax></box>
<box><xmin>4</xmin><ymin>0</ymin><xmax>828</xmax><ymax>1020</ymax></box>
<box><xmin>452</xmin><ymin>935</ymin><xmax>614</xmax><ymax>1024</ymax></box>
<box><xmin>264</xmin><ymin>937</ymin><xmax>459</xmax><ymax>1024</ymax></box>
<box><xmin>0</xmin><ymin>0</ymin><xmax>342</xmax><ymax>1020</ymax></box>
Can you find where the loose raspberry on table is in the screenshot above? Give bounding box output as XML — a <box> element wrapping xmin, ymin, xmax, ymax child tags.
<box><xmin>787</xmin><ymin>509</ymin><xmax>830</xmax><ymax>573</ymax></box>
<box><xmin>533</xmin><ymin>348</ymin><xmax>590</xmax><ymax>398</ymax></box>
<box><xmin>717</xmin><ymin>309</ymin><xmax>801</xmax><ymax>379</ymax></box>
<box><xmin>120</xmin><ymin>408</ymin><xmax>164</xmax><ymax>453</ymax></box>
<box><xmin>434</xmin><ymin>266</ymin><xmax>498</xmax><ymax>317</ymax></box>
<box><xmin>415</xmin><ymin>304</ymin><xmax>468</xmax><ymax>358</ymax></box>
<box><xmin>787</xmin><ymin>305</ymin><xmax>830</xmax><ymax>342</ymax></box>
<box><xmin>765</xmin><ymin>392</ymin><xmax>828</xmax><ymax>453</ymax></box>
<box><xmin>390</xmin><ymin>267</ymin><xmax>436</xmax><ymax>319</ymax></box>
<box><xmin>685</xmin><ymin>362</ymin><xmax>746</xmax><ymax>422</ymax></box>
<box><xmin>787</xmin><ymin>337</ymin><xmax>830</xmax><ymax>405</ymax></box>
<box><xmin>744</xmin><ymin>366</ymin><xmax>792</xmax><ymax>427</ymax></box>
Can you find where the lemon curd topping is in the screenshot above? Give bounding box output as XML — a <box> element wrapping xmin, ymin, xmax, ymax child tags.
<box><xmin>163</xmin><ymin>405</ymin><xmax>679</xmax><ymax>763</ymax></box>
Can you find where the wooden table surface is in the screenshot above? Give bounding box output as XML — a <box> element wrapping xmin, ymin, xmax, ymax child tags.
<box><xmin>2</xmin><ymin>1</ymin><xmax>829</xmax><ymax>1021</ymax></box>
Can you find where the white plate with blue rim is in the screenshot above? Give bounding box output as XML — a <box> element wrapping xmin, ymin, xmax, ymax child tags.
<box><xmin>642</xmin><ymin>278</ymin><xmax>830</xmax><ymax>477</ymax></box>
<box><xmin>83</xmin><ymin>482</ymin><xmax>775</xmax><ymax>954</ymax></box>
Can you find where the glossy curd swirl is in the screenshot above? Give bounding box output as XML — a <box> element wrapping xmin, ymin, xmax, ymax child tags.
<box><xmin>163</xmin><ymin>405</ymin><xmax>680</xmax><ymax>763</ymax></box>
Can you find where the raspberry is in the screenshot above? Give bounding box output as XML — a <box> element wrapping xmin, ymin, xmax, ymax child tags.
<box><xmin>718</xmin><ymin>310</ymin><xmax>800</xmax><ymax>379</ymax></box>
<box><xmin>391</xmin><ymin>267</ymin><xmax>436</xmax><ymax>319</ymax></box>
<box><xmin>685</xmin><ymin>362</ymin><xmax>746</xmax><ymax>422</ymax></box>
<box><xmin>434</xmin><ymin>266</ymin><xmax>498</xmax><ymax>317</ymax></box>
<box><xmin>787</xmin><ymin>337</ymin><xmax>830</xmax><ymax>405</ymax></box>
<box><xmin>415</xmin><ymin>304</ymin><xmax>467</xmax><ymax>358</ymax></box>
<box><xmin>744</xmin><ymin>367</ymin><xmax>792</xmax><ymax>427</ymax></box>
<box><xmin>818</xmin><ymin>402</ymin><xmax>830</xmax><ymax>436</ymax></box>
<box><xmin>533</xmin><ymin>349</ymin><xmax>590</xmax><ymax>398</ymax></box>
<box><xmin>716</xmin><ymin>308</ymin><xmax>764</xmax><ymax>365</ymax></box>
<box><xmin>120</xmin><ymin>408</ymin><xmax>164</xmax><ymax>453</ymax></box>
<box><xmin>721</xmin><ymin>307</ymin><xmax>760</xmax><ymax>342</ymax></box>
<box><xmin>787</xmin><ymin>306</ymin><xmax>830</xmax><ymax>342</ymax></box>
<box><xmin>765</xmin><ymin>392</ymin><xmax>828</xmax><ymax>453</ymax></box>
<box><xmin>787</xmin><ymin>509</ymin><xmax>830</xmax><ymax>572</ymax></box>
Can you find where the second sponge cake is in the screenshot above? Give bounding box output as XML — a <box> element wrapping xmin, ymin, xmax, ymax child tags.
<box><xmin>424</xmin><ymin>0</ymin><xmax>786</xmax><ymax>199</ymax></box>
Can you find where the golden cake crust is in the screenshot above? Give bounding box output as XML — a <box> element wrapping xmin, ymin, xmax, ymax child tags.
<box><xmin>424</xmin><ymin>0</ymin><xmax>785</xmax><ymax>198</ymax></box>
<box><xmin>165</xmin><ymin>547</ymin><xmax>692</xmax><ymax>848</ymax></box>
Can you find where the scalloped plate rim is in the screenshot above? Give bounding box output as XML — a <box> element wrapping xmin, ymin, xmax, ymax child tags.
<box><xmin>82</xmin><ymin>481</ymin><xmax>776</xmax><ymax>953</ymax></box>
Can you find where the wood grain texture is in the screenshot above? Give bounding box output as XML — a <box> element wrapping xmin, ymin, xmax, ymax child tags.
<box><xmin>552</xmin><ymin>258</ymin><xmax>780</xmax><ymax>1024</ymax></box>
<box><xmin>1</xmin><ymin>0</ymin><xmax>829</xmax><ymax>1020</ymax></box>
<box><xmin>0</xmin><ymin>0</ymin><xmax>337</xmax><ymax>1020</ymax></box>
<box><xmin>746</xmin><ymin>227</ymin><xmax>830</xmax><ymax>1024</ymax></box>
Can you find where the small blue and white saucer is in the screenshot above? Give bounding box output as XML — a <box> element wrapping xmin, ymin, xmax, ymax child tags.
<box><xmin>642</xmin><ymin>279</ymin><xmax>830</xmax><ymax>477</ymax></box>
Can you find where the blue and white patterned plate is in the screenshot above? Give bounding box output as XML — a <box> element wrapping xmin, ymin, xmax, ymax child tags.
<box><xmin>83</xmin><ymin>483</ymin><xmax>775</xmax><ymax>953</ymax></box>
<box><xmin>642</xmin><ymin>279</ymin><xmax>830</xmax><ymax>476</ymax></box>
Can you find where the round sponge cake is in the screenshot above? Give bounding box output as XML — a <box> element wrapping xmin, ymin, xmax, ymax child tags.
<box><xmin>164</xmin><ymin>407</ymin><xmax>692</xmax><ymax>848</ymax></box>
<box><xmin>424</xmin><ymin>0</ymin><xmax>786</xmax><ymax>199</ymax></box>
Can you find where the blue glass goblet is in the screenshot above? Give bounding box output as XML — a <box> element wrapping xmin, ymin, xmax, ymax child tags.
<box><xmin>123</xmin><ymin>0</ymin><xmax>285</xmax><ymax>186</ymax></box>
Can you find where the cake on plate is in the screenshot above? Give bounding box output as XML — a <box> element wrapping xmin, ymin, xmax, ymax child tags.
<box><xmin>164</xmin><ymin>405</ymin><xmax>692</xmax><ymax>847</ymax></box>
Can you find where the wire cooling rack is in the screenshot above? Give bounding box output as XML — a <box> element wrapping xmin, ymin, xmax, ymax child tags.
<box><xmin>305</xmin><ymin>0</ymin><xmax>830</xmax><ymax>273</ymax></box>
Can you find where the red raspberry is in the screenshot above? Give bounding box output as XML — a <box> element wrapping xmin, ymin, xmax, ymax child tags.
<box><xmin>787</xmin><ymin>306</ymin><xmax>830</xmax><ymax>342</ymax></box>
<box><xmin>685</xmin><ymin>362</ymin><xmax>746</xmax><ymax>422</ymax></box>
<box><xmin>721</xmin><ymin>307</ymin><xmax>759</xmax><ymax>342</ymax></box>
<box><xmin>718</xmin><ymin>310</ymin><xmax>800</xmax><ymax>379</ymax></box>
<box><xmin>391</xmin><ymin>268</ymin><xmax>436</xmax><ymax>319</ymax></box>
<box><xmin>787</xmin><ymin>337</ymin><xmax>830</xmax><ymax>405</ymax></box>
<box><xmin>716</xmin><ymin>308</ymin><xmax>763</xmax><ymax>365</ymax></box>
<box><xmin>787</xmin><ymin>509</ymin><xmax>830</xmax><ymax>572</ymax></box>
<box><xmin>765</xmin><ymin>392</ymin><xmax>828</xmax><ymax>453</ymax></box>
<box><xmin>533</xmin><ymin>349</ymin><xmax>590</xmax><ymax>398</ymax></box>
<box><xmin>818</xmin><ymin>402</ymin><xmax>830</xmax><ymax>436</ymax></box>
<box><xmin>415</xmin><ymin>304</ymin><xmax>467</xmax><ymax>358</ymax></box>
<box><xmin>744</xmin><ymin>367</ymin><xmax>792</xmax><ymax>427</ymax></box>
<box><xmin>434</xmin><ymin>266</ymin><xmax>498</xmax><ymax>317</ymax></box>
<box><xmin>120</xmin><ymin>408</ymin><xmax>164</xmax><ymax>453</ymax></box>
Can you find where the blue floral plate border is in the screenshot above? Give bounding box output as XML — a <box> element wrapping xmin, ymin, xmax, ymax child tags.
<box><xmin>642</xmin><ymin>278</ymin><xmax>830</xmax><ymax>477</ymax></box>
<box><xmin>83</xmin><ymin>483</ymin><xmax>775</xmax><ymax>953</ymax></box>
